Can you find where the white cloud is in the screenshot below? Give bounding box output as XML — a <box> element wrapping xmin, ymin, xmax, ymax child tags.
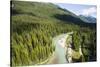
<box><xmin>81</xmin><ymin>7</ymin><xmax>96</xmax><ymax>16</ymax></box>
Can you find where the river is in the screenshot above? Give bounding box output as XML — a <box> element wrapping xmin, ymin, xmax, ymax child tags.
<box><xmin>47</xmin><ymin>33</ymin><xmax>73</xmax><ymax>64</ymax></box>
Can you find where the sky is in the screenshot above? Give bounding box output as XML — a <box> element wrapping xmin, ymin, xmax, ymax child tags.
<box><xmin>56</xmin><ymin>3</ymin><xmax>97</xmax><ymax>18</ymax></box>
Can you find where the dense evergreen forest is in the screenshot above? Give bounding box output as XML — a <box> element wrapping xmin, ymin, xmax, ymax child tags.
<box><xmin>71</xmin><ymin>31</ymin><xmax>96</xmax><ymax>62</ymax></box>
<box><xmin>11</xmin><ymin>1</ymin><xmax>96</xmax><ymax>66</ymax></box>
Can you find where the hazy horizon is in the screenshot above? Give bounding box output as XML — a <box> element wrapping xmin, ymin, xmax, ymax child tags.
<box><xmin>55</xmin><ymin>3</ymin><xmax>96</xmax><ymax>18</ymax></box>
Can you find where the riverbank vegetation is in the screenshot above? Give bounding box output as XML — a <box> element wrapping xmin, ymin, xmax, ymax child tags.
<box><xmin>66</xmin><ymin>30</ymin><xmax>96</xmax><ymax>62</ymax></box>
<box><xmin>72</xmin><ymin>50</ymin><xmax>82</xmax><ymax>62</ymax></box>
<box><xmin>11</xmin><ymin>1</ymin><xmax>96</xmax><ymax>66</ymax></box>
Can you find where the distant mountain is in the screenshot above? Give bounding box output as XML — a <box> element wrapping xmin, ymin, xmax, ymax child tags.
<box><xmin>79</xmin><ymin>15</ymin><xmax>96</xmax><ymax>23</ymax></box>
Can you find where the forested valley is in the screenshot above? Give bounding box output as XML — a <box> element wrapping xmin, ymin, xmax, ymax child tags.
<box><xmin>11</xmin><ymin>1</ymin><xmax>96</xmax><ymax>66</ymax></box>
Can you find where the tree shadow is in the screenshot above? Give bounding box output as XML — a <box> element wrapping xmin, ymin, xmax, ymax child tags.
<box><xmin>53</xmin><ymin>14</ymin><xmax>96</xmax><ymax>28</ymax></box>
<box><xmin>54</xmin><ymin>14</ymin><xmax>86</xmax><ymax>25</ymax></box>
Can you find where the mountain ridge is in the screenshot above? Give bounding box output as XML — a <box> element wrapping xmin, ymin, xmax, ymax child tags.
<box><xmin>79</xmin><ymin>15</ymin><xmax>96</xmax><ymax>23</ymax></box>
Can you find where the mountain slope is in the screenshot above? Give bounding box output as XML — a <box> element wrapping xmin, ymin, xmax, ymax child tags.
<box><xmin>79</xmin><ymin>15</ymin><xmax>96</xmax><ymax>23</ymax></box>
<box><xmin>11</xmin><ymin>1</ymin><xmax>95</xmax><ymax>28</ymax></box>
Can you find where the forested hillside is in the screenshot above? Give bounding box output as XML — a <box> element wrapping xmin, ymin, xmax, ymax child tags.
<box><xmin>11</xmin><ymin>1</ymin><xmax>96</xmax><ymax>66</ymax></box>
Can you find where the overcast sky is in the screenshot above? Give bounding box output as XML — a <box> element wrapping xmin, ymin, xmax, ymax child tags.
<box><xmin>56</xmin><ymin>3</ymin><xmax>97</xmax><ymax>18</ymax></box>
